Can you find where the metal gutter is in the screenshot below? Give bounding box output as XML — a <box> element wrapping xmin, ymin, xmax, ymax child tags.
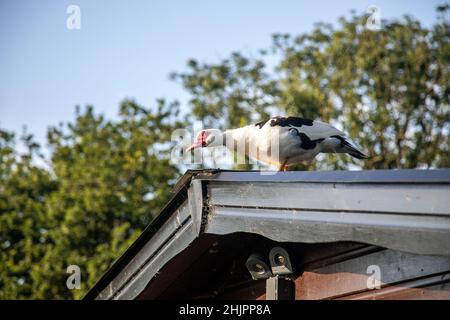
<box><xmin>198</xmin><ymin>168</ymin><xmax>450</xmax><ymax>184</ymax></box>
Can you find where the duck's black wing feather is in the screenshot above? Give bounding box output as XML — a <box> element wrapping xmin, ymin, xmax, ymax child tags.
<box><xmin>255</xmin><ymin>116</ymin><xmax>345</xmax><ymax>140</ymax></box>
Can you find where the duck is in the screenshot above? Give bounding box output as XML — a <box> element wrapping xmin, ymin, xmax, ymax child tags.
<box><xmin>186</xmin><ymin>116</ymin><xmax>367</xmax><ymax>171</ymax></box>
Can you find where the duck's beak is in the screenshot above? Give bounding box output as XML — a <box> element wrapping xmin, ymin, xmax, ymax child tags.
<box><xmin>186</xmin><ymin>141</ymin><xmax>203</xmax><ymax>152</ymax></box>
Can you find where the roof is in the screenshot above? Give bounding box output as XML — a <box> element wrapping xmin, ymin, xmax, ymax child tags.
<box><xmin>84</xmin><ymin>168</ymin><xmax>450</xmax><ymax>300</ymax></box>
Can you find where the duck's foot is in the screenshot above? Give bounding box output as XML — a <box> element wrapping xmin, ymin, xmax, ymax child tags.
<box><xmin>278</xmin><ymin>160</ymin><xmax>288</xmax><ymax>172</ymax></box>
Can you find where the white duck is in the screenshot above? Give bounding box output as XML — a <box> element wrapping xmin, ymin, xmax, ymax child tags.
<box><xmin>186</xmin><ymin>116</ymin><xmax>367</xmax><ymax>171</ymax></box>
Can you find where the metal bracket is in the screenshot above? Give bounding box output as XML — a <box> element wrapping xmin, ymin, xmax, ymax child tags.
<box><xmin>266</xmin><ymin>275</ymin><xmax>294</xmax><ymax>300</ymax></box>
<box><xmin>245</xmin><ymin>246</ymin><xmax>296</xmax><ymax>299</ymax></box>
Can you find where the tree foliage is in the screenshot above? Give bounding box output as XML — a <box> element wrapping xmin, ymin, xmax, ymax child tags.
<box><xmin>173</xmin><ymin>8</ymin><xmax>449</xmax><ymax>170</ymax></box>
<box><xmin>0</xmin><ymin>100</ymin><xmax>184</xmax><ymax>299</ymax></box>
<box><xmin>1</xmin><ymin>7</ymin><xmax>449</xmax><ymax>299</ymax></box>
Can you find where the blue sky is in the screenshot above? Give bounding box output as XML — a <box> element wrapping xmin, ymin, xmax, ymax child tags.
<box><xmin>0</xmin><ymin>0</ymin><xmax>444</xmax><ymax>147</ymax></box>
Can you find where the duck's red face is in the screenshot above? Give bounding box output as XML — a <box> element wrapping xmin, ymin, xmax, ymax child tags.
<box><xmin>186</xmin><ymin>130</ymin><xmax>209</xmax><ymax>152</ymax></box>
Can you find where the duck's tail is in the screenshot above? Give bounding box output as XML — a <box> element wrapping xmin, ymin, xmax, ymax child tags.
<box><xmin>322</xmin><ymin>135</ymin><xmax>368</xmax><ymax>159</ymax></box>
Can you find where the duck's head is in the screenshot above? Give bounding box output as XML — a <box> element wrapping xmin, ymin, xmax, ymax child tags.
<box><xmin>186</xmin><ymin>129</ymin><xmax>224</xmax><ymax>152</ymax></box>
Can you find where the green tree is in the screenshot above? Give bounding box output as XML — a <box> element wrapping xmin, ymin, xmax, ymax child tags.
<box><xmin>173</xmin><ymin>6</ymin><xmax>450</xmax><ymax>170</ymax></box>
<box><xmin>0</xmin><ymin>99</ymin><xmax>185</xmax><ymax>299</ymax></box>
<box><xmin>0</xmin><ymin>130</ymin><xmax>57</xmax><ymax>298</ymax></box>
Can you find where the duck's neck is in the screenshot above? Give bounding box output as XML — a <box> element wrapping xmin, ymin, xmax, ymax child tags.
<box><xmin>223</xmin><ymin>125</ymin><xmax>253</xmax><ymax>148</ymax></box>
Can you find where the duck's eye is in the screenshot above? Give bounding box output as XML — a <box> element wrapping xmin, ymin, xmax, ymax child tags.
<box><xmin>289</xmin><ymin>128</ymin><xmax>299</xmax><ymax>136</ymax></box>
<box><xmin>203</xmin><ymin>135</ymin><xmax>215</xmax><ymax>146</ymax></box>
